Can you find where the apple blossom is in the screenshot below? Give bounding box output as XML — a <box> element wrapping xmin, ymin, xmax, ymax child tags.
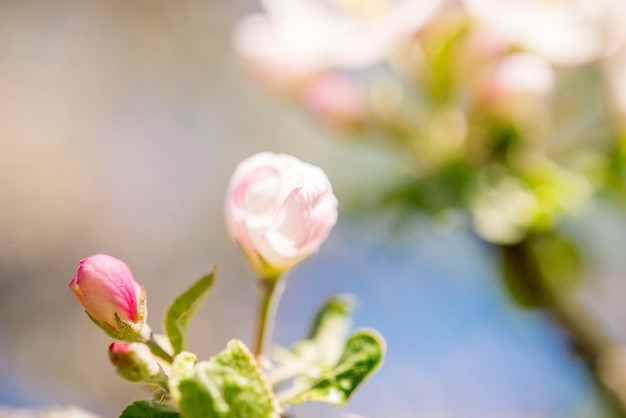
<box><xmin>463</xmin><ymin>0</ymin><xmax>626</xmax><ymax>66</ymax></box>
<box><xmin>234</xmin><ymin>0</ymin><xmax>446</xmax><ymax>79</ymax></box>
<box><xmin>234</xmin><ymin>13</ymin><xmax>321</xmax><ymax>95</ymax></box>
<box><xmin>69</xmin><ymin>254</ymin><xmax>147</xmax><ymax>340</ymax></box>
<box><xmin>225</xmin><ymin>152</ymin><xmax>338</xmax><ymax>279</ymax></box>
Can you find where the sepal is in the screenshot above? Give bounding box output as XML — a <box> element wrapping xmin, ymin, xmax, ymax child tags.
<box><xmin>84</xmin><ymin>289</ymin><xmax>148</xmax><ymax>342</ymax></box>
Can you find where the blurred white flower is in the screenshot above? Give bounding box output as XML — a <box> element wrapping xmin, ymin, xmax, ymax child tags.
<box><xmin>488</xmin><ymin>52</ymin><xmax>555</xmax><ymax>97</ymax></box>
<box><xmin>471</xmin><ymin>177</ymin><xmax>540</xmax><ymax>244</ymax></box>
<box><xmin>471</xmin><ymin>165</ymin><xmax>592</xmax><ymax>244</ymax></box>
<box><xmin>235</xmin><ymin>0</ymin><xmax>446</xmax><ymax>79</ymax></box>
<box><xmin>234</xmin><ymin>13</ymin><xmax>321</xmax><ymax>94</ymax></box>
<box><xmin>463</xmin><ymin>0</ymin><xmax>626</xmax><ymax>66</ymax></box>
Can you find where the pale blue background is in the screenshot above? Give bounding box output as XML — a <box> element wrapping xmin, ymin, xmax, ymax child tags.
<box><xmin>0</xmin><ymin>1</ymin><xmax>624</xmax><ymax>417</ymax></box>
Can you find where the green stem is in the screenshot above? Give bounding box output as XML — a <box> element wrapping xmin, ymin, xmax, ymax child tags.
<box><xmin>143</xmin><ymin>331</ymin><xmax>174</xmax><ymax>364</ymax></box>
<box><xmin>253</xmin><ymin>277</ymin><xmax>285</xmax><ymax>360</ymax></box>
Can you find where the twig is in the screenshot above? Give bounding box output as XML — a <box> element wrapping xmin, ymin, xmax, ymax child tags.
<box><xmin>501</xmin><ymin>239</ymin><xmax>626</xmax><ymax>416</ymax></box>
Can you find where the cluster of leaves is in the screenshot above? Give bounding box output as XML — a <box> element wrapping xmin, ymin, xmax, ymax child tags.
<box><xmin>119</xmin><ymin>271</ymin><xmax>384</xmax><ymax>418</ymax></box>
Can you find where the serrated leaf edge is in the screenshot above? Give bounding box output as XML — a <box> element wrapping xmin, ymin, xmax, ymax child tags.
<box><xmin>224</xmin><ymin>340</ymin><xmax>283</xmax><ymax>416</ymax></box>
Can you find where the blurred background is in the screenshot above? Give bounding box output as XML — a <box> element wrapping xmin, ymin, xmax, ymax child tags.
<box><xmin>3</xmin><ymin>0</ymin><xmax>626</xmax><ymax>417</ymax></box>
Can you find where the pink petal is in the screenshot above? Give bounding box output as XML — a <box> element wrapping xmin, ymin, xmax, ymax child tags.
<box><xmin>260</xmin><ymin>184</ymin><xmax>338</xmax><ymax>267</ymax></box>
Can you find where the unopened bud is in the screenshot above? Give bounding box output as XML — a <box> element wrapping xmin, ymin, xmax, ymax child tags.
<box><xmin>69</xmin><ymin>254</ymin><xmax>148</xmax><ymax>341</ymax></box>
<box><xmin>225</xmin><ymin>152</ymin><xmax>338</xmax><ymax>280</ymax></box>
<box><xmin>109</xmin><ymin>342</ymin><xmax>168</xmax><ymax>389</ymax></box>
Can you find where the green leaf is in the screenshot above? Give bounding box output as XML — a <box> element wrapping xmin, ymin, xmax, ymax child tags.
<box><xmin>119</xmin><ymin>400</ymin><xmax>180</xmax><ymax>418</ymax></box>
<box><xmin>170</xmin><ymin>341</ymin><xmax>281</xmax><ymax>418</ymax></box>
<box><xmin>290</xmin><ymin>329</ymin><xmax>385</xmax><ymax>405</ymax></box>
<box><xmin>164</xmin><ymin>269</ymin><xmax>216</xmax><ymax>354</ymax></box>
<box><xmin>294</xmin><ymin>294</ymin><xmax>355</xmax><ymax>365</ymax></box>
<box><xmin>270</xmin><ymin>295</ymin><xmax>355</xmax><ymax>386</ymax></box>
<box><xmin>307</xmin><ymin>294</ymin><xmax>355</xmax><ymax>349</ymax></box>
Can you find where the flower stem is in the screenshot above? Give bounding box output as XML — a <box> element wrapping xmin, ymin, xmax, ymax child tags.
<box><xmin>141</xmin><ymin>327</ymin><xmax>174</xmax><ymax>363</ymax></box>
<box><xmin>253</xmin><ymin>277</ymin><xmax>285</xmax><ymax>360</ymax></box>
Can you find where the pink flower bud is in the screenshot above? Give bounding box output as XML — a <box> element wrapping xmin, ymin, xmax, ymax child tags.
<box><xmin>225</xmin><ymin>152</ymin><xmax>338</xmax><ymax>279</ymax></box>
<box><xmin>69</xmin><ymin>254</ymin><xmax>146</xmax><ymax>337</ymax></box>
<box><xmin>301</xmin><ymin>73</ymin><xmax>366</xmax><ymax>133</ymax></box>
<box><xmin>109</xmin><ymin>342</ymin><xmax>167</xmax><ymax>388</ymax></box>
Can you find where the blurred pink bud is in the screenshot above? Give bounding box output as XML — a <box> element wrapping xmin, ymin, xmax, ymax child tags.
<box><xmin>301</xmin><ymin>73</ymin><xmax>366</xmax><ymax>132</ymax></box>
<box><xmin>69</xmin><ymin>254</ymin><xmax>146</xmax><ymax>336</ymax></box>
<box><xmin>226</xmin><ymin>152</ymin><xmax>338</xmax><ymax>279</ymax></box>
<box><xmin>109</xmin><ymin>342</ymin><xmax>167</xmax><ymax>387</ymax></box>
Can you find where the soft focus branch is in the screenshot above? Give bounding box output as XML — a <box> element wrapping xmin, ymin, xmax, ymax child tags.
<box><xmin>501</xmin><ymin>239</ymin><xmax>626</xmax><ymax>416</ymax></box>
